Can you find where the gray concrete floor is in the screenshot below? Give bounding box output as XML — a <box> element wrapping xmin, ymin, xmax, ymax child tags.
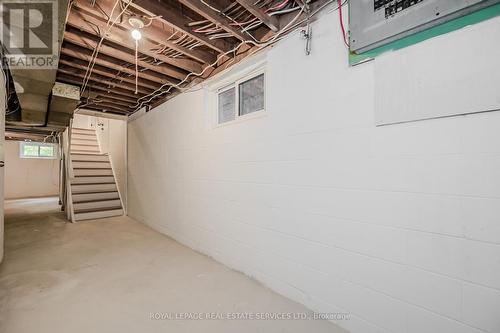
<box><xmin>0</xmin><ymin>197</ymin><xmax>346</xmax><ymax>333</ymax></box>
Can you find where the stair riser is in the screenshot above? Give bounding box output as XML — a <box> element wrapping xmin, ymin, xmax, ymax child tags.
<box><xmin>72</xmin><ymin>192</ymin><xmax>120</xmax><ymax>202</ymax></box>
<box><xmin>72</xmin><ymin>128</ymin><xmax>95</xmax><ymax>133</ymax></box>
<box><xmin>71</xmin><ymin>145</ymin><xmax>100</xmax><ymax>152</ymax></box>
<box><xmin>73</xmin><ymin>199</ymin><xmax>122</xmax><ymax>211</ymax></box>
<box><xmin>73</xmin><ymin>162</ymin><xmax>111</xmax><ymax>169</ymax></box>
<box><xmin>72</xmin><ymin>138</ymin><xmax>98</xmax><ymax>146</ymax></box>
<box><xmin>71</xmin><ymin>176</ymin><xmax>116</xmax><ymax>184</ymax></box>
<box><xmin>72</xmin><ymin>133</ymin><xmax>97</xmax><ymax>140</ymax></box>
<box><xmin>71</xmin><ymin>154</ymin><xmax>109</xmax><ymax>162</ymax></box>
<box><xmin>73</xmin><ymin>169</ymin><xmax>114</xmax><ymax>176</ymax></box>
<box><xmin>72</xmin><ymin>183</ymin><xmax>117</xmax><ymax>193</ymax></box>
<box><xmin>74</xmin><ymin>209</ymin><xmax>123</xmax><ymax>221</ymax></box>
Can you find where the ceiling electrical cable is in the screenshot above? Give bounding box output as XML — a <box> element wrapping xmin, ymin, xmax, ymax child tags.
<box><xmin>80</xmin><ymin>0</ymin><xmax>134</xmax><ymax>95</ymax></box>
<box><xmin>130</xmin><ymin>3</ymin><xmax>311</xmax><ymax>112</ymax></box>
<box><xmin>337</xmin><ymin>0</ymin><xmax>349</xmax><ymax>47</ymax></box>
<box><xmin>126</xmin><ymin>0</ymin><xmax>347</xmax><ymax>115</ymax></box>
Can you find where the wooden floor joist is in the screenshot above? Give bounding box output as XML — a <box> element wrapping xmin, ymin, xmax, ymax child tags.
<box><xmin>55</xmin><ymin>0</ymin><xmax>326</xmax><ymax>114</ymax></box>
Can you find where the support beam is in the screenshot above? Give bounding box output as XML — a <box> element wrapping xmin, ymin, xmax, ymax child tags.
<box><xmin>73</xmin><ymin>0</ymin><xmax>217</xmax><ymax>65</ymax></box>
<box><xmin>177</xmin><ymin>0</ymin><xmax>251</xmax><ymax>42</ymax></box>
<box><xmin>235</xmin><ymin>0</ymin><xmax>279</xmax><ymax>32</ymax></box>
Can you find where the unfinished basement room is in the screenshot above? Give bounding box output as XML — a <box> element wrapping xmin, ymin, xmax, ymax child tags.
<box><xmin>1</xmin><ymin>0</ymin><xmax>500</xmax><ymax>332</ymax></box>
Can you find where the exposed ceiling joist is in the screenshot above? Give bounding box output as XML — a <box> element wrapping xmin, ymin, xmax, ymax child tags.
<box><xmin>60</xmin><ymin>43</ymin><xmax>172</xmax><ymax>86</ymax></box>
<box><xmin>73</xmin><ymin>0</ymin><xmax>218</xmax><ymax>65</ymax></box>
<box><xmin>235</xmin><ymin>0</ymin><xmax>280</xmax><ymax>32</ymax></box>
<box><xmin>57</xmin><ymin>73</ymin><xmax>145</xmax><ymax>100</ymax></box>
<box><xmin>58</xmin><ymin>67</ymin><xmax>154</xmax><ymax>95</ymax></box>
<box><xmin>63</xmin><ymin>30</ymin><xmax>185</xmax><ymax>82</ymax></box>
<box><xmin>177</xmin><ymin>0</ymin><xmax>252</xmax><ymax>42</ymax></box>
<box><xmin>67</xmin><ymin>9</ymin><xmax>204</xmax><ymax>73</ymax></box>
<box><xmin>130</xmin><ymin>0</ymin><xmax>234</xmax><ymax>54</ymax></box>
<box><xmin>59</xmin><ymin>58</ymin><xmax>160</xmax><ymax>91</ymax></box>
<box><xmin>81</xmin><ymin>90</ymin><xmax>139</xmax><ymax>105</ymax></box>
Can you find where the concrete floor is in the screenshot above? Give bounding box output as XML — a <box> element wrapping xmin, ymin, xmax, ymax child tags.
<box><xmin>0</xmin><ymin>197</ymin><xmax>346</xmax><ymax>333</ymax></box>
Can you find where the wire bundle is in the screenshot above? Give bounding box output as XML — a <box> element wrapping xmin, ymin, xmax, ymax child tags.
<box><xmin>188</xmin><ymin>0</ymin><xmax>301</xmax><ymax>40</ymax></box>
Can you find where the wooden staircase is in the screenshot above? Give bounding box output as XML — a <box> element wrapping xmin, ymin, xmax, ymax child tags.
<box><xmin>69</xmin><ymin>127</ymin><xmax>123</xmax><ymax>222</ymax></box>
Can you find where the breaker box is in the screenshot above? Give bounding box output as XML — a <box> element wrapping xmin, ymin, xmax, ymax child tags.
<box><xmin>349</xmin><ymin>0</ymin><xmax>500</xmax><ymax>53</ymax></box>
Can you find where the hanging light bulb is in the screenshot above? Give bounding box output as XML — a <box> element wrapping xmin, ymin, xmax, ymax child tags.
<box><xmin>131</xmin><ymin>29</ymin><xmax>142</xmax><ymax>94</ymax></box>
<box><xmin>131</xmin><ymin>29</ymin><xmax>142</xmax><ymax>41</ymax></box>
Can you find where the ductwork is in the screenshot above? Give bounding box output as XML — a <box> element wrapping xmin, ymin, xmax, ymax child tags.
<box><xmin>5</xmin><ymin>0</ymin><xmax>80</xmax><ymax>132</ymax></box>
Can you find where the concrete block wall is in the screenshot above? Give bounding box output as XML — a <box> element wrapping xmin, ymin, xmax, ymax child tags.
<box><xmin>127</xmin><ymin>11</ymin><xmax>500</xmax><ymax>333</ymax></box>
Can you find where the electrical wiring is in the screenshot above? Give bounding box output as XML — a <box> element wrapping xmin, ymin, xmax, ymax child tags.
<box><xmin>337</xmin><ymin>0</ymin><xmax>349</xmax><ymax>47</ymax></box>
<box><xmin>195</xmin><ymin>0</ymin><xmax>306</xmax><ymax>43</ymax></box>
<box><xmin>80</xmin><ymin>0</ymin><xmax>134</xmax><ymax>95</ymax></box>
<box><xmin>130</xmin><ymin>4</ymin><xmax>309</xmax><ymax>112</ymax></box>
<box><xmin>130</xmin><ymin>0</ymin><xmax>348</xmax><ymax>115</ymax></box>
<box><xmin>269</xmin><ymin>6</ymin><xmax>301</xmax><ymax>15</ymax></box>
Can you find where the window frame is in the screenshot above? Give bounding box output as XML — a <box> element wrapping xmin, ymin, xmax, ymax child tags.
<box><xmin>214</xmin><ymin>67</ymin><xmax>267</xmax><ymax>127</ymax></box>
<box><xmin>19</xmin><ymin>141</ymin><xmax>59</xmax><ymax>159</ymax></box>
<box><xmin>217</xmin><ymin>84</ymin><xmax>237</xmax><ymax>124</ymax></box>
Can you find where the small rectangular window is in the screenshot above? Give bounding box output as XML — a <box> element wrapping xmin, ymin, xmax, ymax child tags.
<box><xmin>218</xmin><ymin>86</ymin><xmax>236</xmax><ymax>124</ymax></box>
<box><xmin>239</xmin><ymin>73</ymin><xmax>265</xmax><ymax>116</ymax></box>
<box><xmin>216</xmin><ymin>71</ymin><xmax>265</xmax><ymax>125</ymax></box>
<box><xmin>20</xmin><ymin>142</ymin><xmax>58</xmax><ymax>159</ymax></box>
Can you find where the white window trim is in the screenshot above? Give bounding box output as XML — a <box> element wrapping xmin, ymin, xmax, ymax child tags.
<box><xmin>19</xmin><ymin>141</ymin><xmax>59</xmax><ymax>159</ymax></box>
<box><xmin>211</xmin><ymin>65</ymin><xmax>267</xmax><ymax>128</ymax></box>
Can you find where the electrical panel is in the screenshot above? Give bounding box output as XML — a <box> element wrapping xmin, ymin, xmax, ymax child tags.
<box><xmin>349</xmin><ymin>0</ymin><xmax>500</xmax><ymax>53</ymax></box>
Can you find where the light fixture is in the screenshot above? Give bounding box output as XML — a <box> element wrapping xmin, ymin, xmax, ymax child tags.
<box><xmin>128</xmin><ymin>16</ymin><xmax>145</xmax><ymax>29</ymax></box>
<box><xmin>131</xmin><ymin>28</ymin><xmax>142</xmax><ymax>95</ymax></box>
<box><xmin>131</xmin><ymin>29</ymin><xmax>142</xmax><ymax>41</ymax></box>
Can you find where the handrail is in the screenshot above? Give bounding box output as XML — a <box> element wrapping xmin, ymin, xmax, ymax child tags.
<box><xmin>63</xmin><ymin>119</ymin><xmax>75</xmax><ymax>222</ymax></box>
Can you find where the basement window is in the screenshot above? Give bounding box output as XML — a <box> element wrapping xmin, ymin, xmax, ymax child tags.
<box><xmin>20</xmin><ymin>142</ymin><xmax>58</xmax><ymax>159</ymax></box>
<box><xmin>216</xmin><ymin>71</ymin><xmax>265</xmax><ymax>125</ymax></box>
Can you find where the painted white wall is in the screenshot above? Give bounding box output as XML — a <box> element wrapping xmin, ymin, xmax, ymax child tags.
<box><xmin>127</xmin><ymin>11</ymin><xmax>500</xmax><ymax>333</ymax></box>
<box><xmin>105</xmin><ymin>119</ymin><xmax>127</xmax><ymax>208</ymax></box>
<box><xmin>4</xmin><ymin>141</ymin><xmax>59</xmax><ymax>199</ymax></box>
<box><xmin>72</xmin><ymin>114</ymin><xmax>92</xmax><ymax>129</ymax></box>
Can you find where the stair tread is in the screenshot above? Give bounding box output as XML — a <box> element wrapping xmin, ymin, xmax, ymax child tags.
<box><xmin>73</xmin><ymin>167</ymin><xmax>112</xmax><ymax>170</ymax></box>
<box><xmin>73</xmin><ymin>198</ymin><xmax>120</xmax><ymax>204</ymax></box>
<box><xmin>71</xmin><ymin>153</ymin><xmax>107</xmax><ymax>156</ymax></box>
<box><xmin>74</xmin><ymin>206</ymin><xmax>122</xmax><ymax>214</ymax></box>
<box><xmin>71</xmin><ymin>181</ymin><xmax>116</xmax><ymax>185</ymax></box>
<box><xmin>72</xmin><ymin>127</ymin><xmax>95</xmax><ymax>131</ymax></box>
<box><xmin>71</xmin><ymin>144</ymin><xmax>99</xmax><ymax>147</ymax></box>
<box><xmin>72</xmin><ymin>130</ymin><xmax>96</xmax><ymax>136</ymax></box>
<box><xmin>72</xmin><ymin>190</ymin><xmax>119</xmax><ymax>195</ymax></box>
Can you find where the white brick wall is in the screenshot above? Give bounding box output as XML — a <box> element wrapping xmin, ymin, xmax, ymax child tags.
<box><xmin>127</xmin><ymin>11</ymin><xmax>500</xmax><ymax>333</ymax></box>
